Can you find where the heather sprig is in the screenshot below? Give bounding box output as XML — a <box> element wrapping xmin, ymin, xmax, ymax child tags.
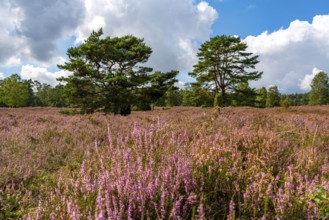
<box><xmin>0</xmin><ymin>106</ymin><xmax>328</xmax><ymax>219</ymax></box>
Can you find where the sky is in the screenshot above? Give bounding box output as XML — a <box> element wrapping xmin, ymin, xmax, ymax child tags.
<box><xmin>0</xmin><ymin>0</ymin><xmax>329</xmax><ymax>93</ymax></box>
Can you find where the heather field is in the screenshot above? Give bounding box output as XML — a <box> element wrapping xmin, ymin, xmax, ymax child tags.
<box><xmin>1</xmin><ymin>106</ymin><xmax>329</xmax><ymax>219</ymax></box>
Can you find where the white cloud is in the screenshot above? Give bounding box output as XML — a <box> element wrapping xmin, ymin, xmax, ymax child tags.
<box><xmin>4</xmin><ymin>56</ymin><xmax>22</xmax><ymax>67</ymax></box>
<box><xmin>0</xmin><ymin>1</ymin><xmax>25</xmax><ymax>65</ymax></box>
<box><xmin>0</xmin><ymin>0</ymin><xmax>85</xmax><ymax>70</ymax></box>
<box><xmin>13</xmin><ymin>0</ymin><xmax>85</xmax><ymax>61</ymax></box>
<box><xmin>87</xmin><ymin>16</ymin><xmax>106</xmax><ymax>32</ymax></box>
<box><xmin>0</xmin><ymin>0</ymin><xmax>217</xmax><ymax>84</ymax></box>
<box><xmin>245</xmin><ymin>15</ymin><xmax>329</xmax><ymax>93</ymax></box>
<box><xmin>75</xmin><ymin>0</ymin><xmax>218</xmax><ymax>72</ymax></box>
<box><xmin>175</xmin><ymin>80</ymin><xmax>186</xmax><ymax>89</ymax></box>
<box><xmin>2</xmin><ymin>0</ymin><xmax>329</xmax><ymax>95</ymax></box>
<box><xmin>20</xmin><ymin>65</ymin><xmax>71</xmax><ymax>86</ymax></box>
<box><xmin>300</xmin><ymin>67</ymin><xmax>322</xmax><ymax>91</ymax></box>
<box><xmin>0</xmin><ymin>72</ymin><xmax>5</xmax><ymax>79</ymax></box>
<box><xmin>197</xmin><ymin>1</ymin><xmax>217</xmax><ymax>22</ymax></box>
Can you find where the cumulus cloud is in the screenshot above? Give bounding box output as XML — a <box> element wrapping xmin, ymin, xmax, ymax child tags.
<box><xmin>13</xmin><ymin>0</ymin><xmax>86</xmax><ymax>62</ymax></box>
<box><xmin>0</xmin><ymin>0</ymin><xmax>86</xmax><ymax>74</ymax></box>
<box><xmin>245</xmin><ymin>15</ymin><xmax>329</xmax><ymax>93</ymax></box>
<box><xmin>76</xmin><ymin>0</ymin><xmax>218</xmax><ymax>72</ymax></box>
<box><xmin>0</xmin><ymin>0</ymin><xmax>24</xmax><ymax>66</ymax></box>
<box><xmin>0</xmin><ymin>0</ymin><xmax>217</xmax><ymax>84</ymax></box>
<box><xmin>300</xmin><ymin>67</ymin><xmax>322</xmax><ymax>91</ymax></box>
<box><xmin>20</xmin><ymin>65</ymin><xmax>70</xmax><ymax>86</ymax></box>
<box><xmin>175</xmin><ymin>80</ymin><xmax>186</xmax><ymax>89</ymax></box>
<box><xmin>0</xmin><ymin>72</ymin><xmax>5</xmax><ymax>79</ymax></box>
<box><xmin>2</xmin><ymin>0</ymin><xmax>329</xmax><ymax>94</ymax></box>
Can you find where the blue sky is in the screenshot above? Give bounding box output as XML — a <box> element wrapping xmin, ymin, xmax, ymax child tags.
<box><xmin>0</xmin><ymin>0</ymin><xmax>329</xmax><ymax>93</ymax></box>
<box><xmin>212</xmin><ymin>0</ymin><xmax>329</xmax><ymax>37</ymax></box>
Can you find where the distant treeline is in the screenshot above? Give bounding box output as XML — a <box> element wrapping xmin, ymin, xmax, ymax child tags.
<box><xmin>152</xmin><ymin>83</ymin><xmax>311</xmax><ymax>108</ymax></box>
<box><xmin>1</xmin><ymin>73</ymin><xmax>327</xmax><ymax>109</ymax></box>
<box><xmin>0</xmin><ymin>74</ymin><xmax>67</xmax><ymax>108</ymax></box>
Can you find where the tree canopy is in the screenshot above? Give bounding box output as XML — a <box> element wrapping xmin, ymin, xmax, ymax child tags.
<box><xmin>266</xmin><ymin>85</ymin><xmax>280</xmax><ymax>108</ymax></box>
<box><xmin>0</xmin><ymin>74</ymin><xmax>32</xmax><ymax>107</ymax></box>
<box><xmin>255</xmin><ymin>87</ymin><xmax>267</xmax><ymax>108</ymax></box>
<box><xmin>58</xmin><ymin>29</ymin><xmax>177</xmax><ymax>115</ymax></box>
<box><xmin>36</xmin><ymin>83</ymin><xmax>67</xmax><ymax>107</ymax></box>
<box><xmin>190</xmin><ymin>35</ymin><xmax>262</xmax><ymax>106</ymax></box>
<box><xmin>308</xmin><ymin>71</ymin><xmax>329</xmax><ymax>105</ymax></box>
<box><xmin>3</xmin><ymin>32</ymin><xmax>328</xmax><ymax>110</ymax></box>
<box><xmin>231</xmin><ymin>81</ymin><xmax>257</xmax><ymax>107</ymax></box>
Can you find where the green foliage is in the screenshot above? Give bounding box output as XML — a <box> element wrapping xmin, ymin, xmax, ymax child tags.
<box><xmin>181</xmin><ymin>90</ymin><xmax>193</xmax><ymax>106</ymax></box>
<box><xmin>165</xmin><ymin>88</ymin><xmax>182</xmax><ymax>107</ymax></box>
<box><xmin>0</xmin><ymin>75</ymin><xmax>70</xmax><ymax>108</ymax></box>
<box><xmin>311</xmin><ymin>188</ymin><xmax>329</xmax><ymax>219</ymax></box>
<box><xmin>281</xmin><ymin>93</ymin><xmax>308</xmax><ymax>106</ymax></box>
<box><xmin>59</xmin><ymin>29</ymin><xmax>178</xmax><ymax>115</ymax></box>
<box><xmin>0</xmin><ymin>74</ymin><xmax>31</xmax><ymax>107</ymax></box>
<box><xmin>133</xmin><ymin>102</ymin><xmax>152</xmax><ymax>111</ymax></box>
<box><xmin>280</xmin><ymin>97</ymin><xmax>291</xmax><ymax>108</ymax></box>
<box><xmin>36</xmin><ymin>83</ymin><xmax>68</xmax><ymax>107</ymax></box>
<box><xmin>231</xmin><ymin>82</ymin><xmax>257</xmax><ymax>106</ymax></box>
<box><xmin>25</xmin><ymin>79</ymin><xmax>41</xmax><ymax>106</ymax></box>
<box><xmin>189</xmin><ymin>82</ymin><xmax>215</xmax><ymax>107</ymax></box>
<box><xmin>213</xmin><ymin>93</ymin><xmax>222</xmax><ymax>107</ymax></box>
<box><xmin>266</xmin><ymin>86</ymin><xmax>280</xmax><ymax>107</ymax></box>
<box><xmin>308</xmin><ymin>72</ymin><xmax>329</xmax><ymax>105</ymax></box>
<box><xmin>58</xmin><ymin>29</ymin><xmax>153</xmax><ymax>115</ymax></box>
<box><xmin>59</xmin><ymin>109</ymin><xmax>80</xmax><ymax>115</ymax></box>
<box><xmin>140</xmin><ymin>70</ymin><xmax>179</xmax><ymax>108</ymax></box>
<box><xmin>256</xmin><ymin>87</ymin><xmax>267</xmax><ymax>108</ymax></box>
<box><xmin>0</xmin><ymin>185</ymin><xmax>24</xmax><ymax>218</ymax></box>
<box><xmin>190</xmin><ymin>35</ymin><xmax>262</xmax><ymax>106</ymax></box>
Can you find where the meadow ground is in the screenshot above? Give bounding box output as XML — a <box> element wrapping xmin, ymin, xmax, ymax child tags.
<box><xmin>0</xmin><ymin>106</ymin><xmax>329</xmax><ymax>219</ymax></box>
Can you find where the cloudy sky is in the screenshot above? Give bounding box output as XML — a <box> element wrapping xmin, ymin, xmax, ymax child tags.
<box><xmin>0</xmin><ymin>0</ymin><xmax>329</xmax><ymax>93</ymax></box>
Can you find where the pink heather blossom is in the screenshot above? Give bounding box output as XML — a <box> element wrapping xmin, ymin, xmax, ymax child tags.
<box><xmin>1</xmin><ymin>106</ymin><xmax>328</xmax><ymax>219</ymax></box>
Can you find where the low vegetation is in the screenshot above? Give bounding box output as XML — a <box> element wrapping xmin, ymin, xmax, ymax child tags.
<box><xmin>1</xmin><ymin>106</ymin><xmax>329</xmax><ymax>219</ymax></box>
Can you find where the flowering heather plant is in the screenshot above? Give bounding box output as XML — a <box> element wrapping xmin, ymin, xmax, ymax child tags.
<box><xmin>0</xmin><ymin>106</ymin><xmax>329</xmax><ymax>219</ymax></box>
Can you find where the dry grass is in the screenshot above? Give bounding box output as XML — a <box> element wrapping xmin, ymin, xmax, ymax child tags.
<box><xmin>0</xmin><ymin>106</ymin><xmax>329</xmax><ymax>219</ymax></box>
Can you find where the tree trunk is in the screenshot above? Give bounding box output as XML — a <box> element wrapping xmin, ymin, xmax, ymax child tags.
<box><xmin>220</xmin><ymin>87</ymin><xmax>226</xmax><ymax>107</ymax></box>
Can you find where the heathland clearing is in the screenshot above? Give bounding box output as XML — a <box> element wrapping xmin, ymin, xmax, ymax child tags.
<box><xmin>1</xmin><ymin>106</ymin><xmax>329</xmax><ymax>219</ymax></box>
